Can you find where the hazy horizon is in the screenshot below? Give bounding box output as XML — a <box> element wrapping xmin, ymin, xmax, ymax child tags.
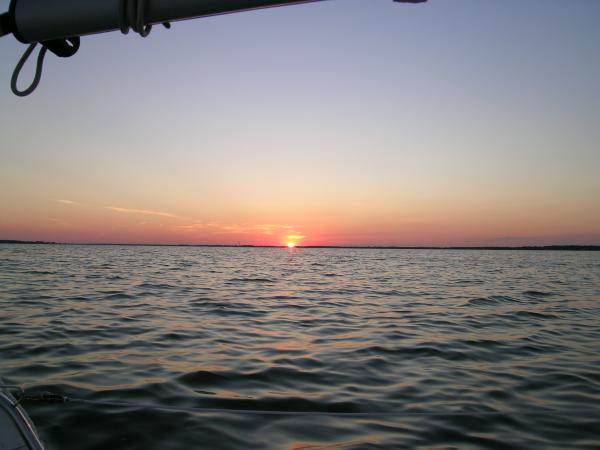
<box><xmin>1</xmin><ymin>0</ymin><xmax>599</xmax><ymax>247</ymax></box>
<box><xmin>1</xmin><ymin>238</ymin><xmax>599</xmax><ymax>249</ymax></box>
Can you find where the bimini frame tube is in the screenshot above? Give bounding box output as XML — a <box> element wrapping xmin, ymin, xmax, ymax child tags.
<box><xmin>9</xmin><ymin>0</ymin><xmax>325</xmax><ymax>43</ymax></box>
<box><xmin>8</xmin><ymin>0</ymin><xmax>425</xmax><ymax>44</ymax></box>
<box><xmin>4</xmin><ymin>0</ymin><xmax>425</xmax><ymax>96</ymax></box>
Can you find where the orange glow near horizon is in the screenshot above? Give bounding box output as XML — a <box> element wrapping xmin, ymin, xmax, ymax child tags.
<box><xmin>0</xmin><ymin>200</ymin><xmax>599</xmax><ymax>247</ymax></box>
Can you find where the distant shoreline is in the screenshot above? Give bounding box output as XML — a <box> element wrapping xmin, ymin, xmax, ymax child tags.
<box><xmin>1</xmin><ymin>240</ymin><xmax>599</xmax><ymax>251</ymax></box>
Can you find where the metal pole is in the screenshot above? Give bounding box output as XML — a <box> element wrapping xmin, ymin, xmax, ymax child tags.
<box><xmin>9</xmin><ymin>0</ymin><xmax>425</xmax><ymax>44</ymax></box>
<box><xmin>10</xmin><ymin>0</ymin><xmax>327</xmax><ymax>43</ymax></box>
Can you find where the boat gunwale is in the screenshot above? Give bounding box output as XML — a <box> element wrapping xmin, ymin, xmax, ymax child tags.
<box><xmin>0</xmin><ymin>385</ymin><xmax>44</xmax><ymax>450</ymax></box>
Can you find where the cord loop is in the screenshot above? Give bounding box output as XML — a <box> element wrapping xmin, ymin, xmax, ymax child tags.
<box><xmin>10</xmin><ymin>37</ymin><xmax>81</xmax><ymax>97</ymax></box>
<box><xmin>119</xmin><ymin>0</ymin><xmax>154</xmax><ymax>37</ymax></box>
<box><xmin>10</xmin><ymin>43</ymin><xmax>47</xmax><ymax>97</ymax></box>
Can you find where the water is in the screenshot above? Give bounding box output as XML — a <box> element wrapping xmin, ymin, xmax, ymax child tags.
<box><xmin>1</xmin><ymin>245</ymin><xmax>599</xmax><ymax>450</ymax></box>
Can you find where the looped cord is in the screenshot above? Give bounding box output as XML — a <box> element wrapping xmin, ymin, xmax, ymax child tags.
<box><xmin>119</xmin><ymin>0</ymin><xmax>152</xmax><ymax>37</ymax></box>
<box><xmin>10</xmin><ymin>43</ymin><xmax>47</xmax><ymax>97</ymax></box>
<box><xmin>136</xmin><ymin>0</ymin><xmax>152</xmax><ymax>37</ymax></box>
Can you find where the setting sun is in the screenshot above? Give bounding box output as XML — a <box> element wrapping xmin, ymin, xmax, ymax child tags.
<box><xmin>283</xmin><ymin>234</ymin><xmax>304</xmax><ymax>248</ymax></box>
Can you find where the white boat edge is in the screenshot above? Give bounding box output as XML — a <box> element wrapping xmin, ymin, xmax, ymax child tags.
<box><xmin>0</xmin><ymin>383</ymin><xmax>44</xmax><ymax>450</ymax></box>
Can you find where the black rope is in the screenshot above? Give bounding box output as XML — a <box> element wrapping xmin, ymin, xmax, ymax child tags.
<box><xmin>10</xmin><ymin>37</ymin><xmax>80</xmax><ymax>97</ymax></box>
<box><xmin>119</xmin><ymin>0</ymin><xmax>152</xmax><ymax>37</ymax></box>
<box><xmin>136</xmin><ymin>0</ymin><xmax>152</xmax><ymax>37</ymax></box>
<box><xmin>119</xmin><ymin>0</ymin><xmax>170</xmax><ymax>37</ymax></box>
<box><xmin>18</xmin><ymin>392</ymin><xmax>69</xmax><ymax>405</ymax></box>
<box><xmin>10</xmin><ymin>43</ymin><xmax>47</xmax><ymax>97</ymax></box>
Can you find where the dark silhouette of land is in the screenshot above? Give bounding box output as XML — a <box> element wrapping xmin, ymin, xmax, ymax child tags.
<box><xmin>0</xmin><ymin>239</ymin><xmax>57</xmax><ymax>245</ymax></box>
<box><xmin>1</xmin><ymin>240</ymin><xmax>599</xmax><ymax>251</ymax></box>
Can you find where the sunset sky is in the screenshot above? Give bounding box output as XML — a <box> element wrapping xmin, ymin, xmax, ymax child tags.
<box><xmin>1</xmin><ymin>0</ymin><xmax>599</xmax><ymax>246</ymax></box>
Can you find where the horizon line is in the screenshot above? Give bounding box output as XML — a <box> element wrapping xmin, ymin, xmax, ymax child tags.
<box><xmin>1</xmin><ymin>240</ymin><xmax>599</xmax><ymax>251</ymax></box>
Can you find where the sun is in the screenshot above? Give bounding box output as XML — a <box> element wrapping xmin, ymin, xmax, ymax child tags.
<box><xmin>283</xmin><ymin>233</ymin><xmax>304</xmax><ymax>249</ymax></box>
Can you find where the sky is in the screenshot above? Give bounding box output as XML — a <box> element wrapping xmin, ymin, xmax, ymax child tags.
<box><xmin>1</xmin><ymin>0</ymin><xmax>599</xmax><ymax>246</ymax></box>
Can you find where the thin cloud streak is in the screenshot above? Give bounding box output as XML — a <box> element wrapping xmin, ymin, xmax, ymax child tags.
<box><xmin>55</xmin><ymin>199</ymin><xmax>77</xmax><ymax>205</ymax></box>
<box><xmin>106</xmin><ymin>206</ymin><xmax>180</xmax><ymax>219</ymax></box>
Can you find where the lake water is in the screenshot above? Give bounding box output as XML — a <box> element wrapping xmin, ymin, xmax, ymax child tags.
<box><xmin>1</xmin><ymin>245</ymin><xmax>599</xmax><ymax>449</ymax></box>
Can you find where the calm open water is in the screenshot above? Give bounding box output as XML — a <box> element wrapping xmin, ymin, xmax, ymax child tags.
<box><xmin>1</xmin><ymin>244</ymin><xmax>599</xmax><ymax>450</ymax></box>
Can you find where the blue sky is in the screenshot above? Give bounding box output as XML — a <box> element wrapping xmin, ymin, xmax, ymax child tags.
<box><xmin>1</xmin><ymin>0</ymin><xmax>599</xmax><ymax>245</ymax></box>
